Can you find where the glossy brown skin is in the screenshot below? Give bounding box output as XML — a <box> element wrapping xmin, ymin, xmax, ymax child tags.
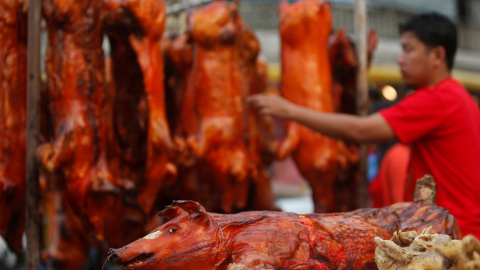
<box><xmin>123</xmin><ymin>0</ymin><xmax>177</xmax><ymax>215</ymax></box>
<box><xmin>104</xmin><ymin>4</ymin><xmax>148</xmax><ymax>180</ymax></box>
<box><xmin>328</xmin><ymin>29</ymin><xmax>378</xmax><ymax>211</ymax></box>
<box><xmin>39</xmin><ymin>0</ymin><xmax>123</xmax><ymax>241</ymax></box>
<box><xmin>41</xmin><ymin>180</ymin><xmax>90</xmax><ymax>270</ymax></box>
<box><xmin>328</xmin><ymin>28</ymin><xmax>378</xmax><ymax>115</ymax></box>
<box><xmin>187</xmin><ymin>1</ymin><xmax>253</xmax><ymax>213</ymax></box>
<box><xmin>109</xmin><ymin>200</ymin><xmax>461</xmax><ymax>270</ymax></box>
<box><xmin>0</xmin><ymin>0</ymin><xmax>27</xmax><ymax>254</ymax></box>
<box><xmin>101</xmin><ymin>0</ymin><xmax>176</xmax><ymax>247</ymax></box>
<box><xmin>103</xmin><ymin>56</ymin><xmax>147</xmax><ymax>249</ymax></box>
<box><xmin>237</xmin><ymin>24</ymin><xmax>277</xmax><ymax>211</ymax></box>
<box><xmin>161</xmin><ymin>33</ymin><xmax>216</xmax><ymax>209</ymax></box>
<box><xmin>165</xmin><ymin>33</ymin><xmax>197</xmax><ymax>138</ymax></box>
<box><xmin>278</xmin><ymin>0</ymin><xmax>339</xmax><ymax>213</ymax></box>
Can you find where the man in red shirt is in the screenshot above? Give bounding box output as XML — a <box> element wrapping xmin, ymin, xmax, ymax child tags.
<box><xmin>248</xmin><ymin>13</ymin><xmax>480</xmax><ymax>238</ymax></box>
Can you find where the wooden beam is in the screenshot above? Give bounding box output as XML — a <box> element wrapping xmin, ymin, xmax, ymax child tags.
<box><xmin>355</xmin><ymin>0</ymin><xmax>370</xmax><ymax>208</ymax></box>
<box><xmin>26</xmin><ymin>0</ymin><xmax>42</xmax><ymax>269</ymax></box>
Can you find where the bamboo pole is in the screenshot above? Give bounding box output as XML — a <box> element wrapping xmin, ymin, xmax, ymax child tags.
<box><xmin>355</xmin><ymin>0</ymin><xmax>370</xmax><ymax>208</ymax></box>
<box><xmin>26</xmin><ymin>0</ymin><xmax>42</xmax><ymax>269</ymax></box>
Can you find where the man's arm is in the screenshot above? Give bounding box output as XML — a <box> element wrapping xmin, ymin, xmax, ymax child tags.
<box><xmin>247</xmin><ymin>94</ymin><xmax>396</xmax><ymax>143</ymax></box>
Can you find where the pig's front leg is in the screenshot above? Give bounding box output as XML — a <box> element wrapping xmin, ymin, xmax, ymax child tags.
<box><xmin>227</xmin><ymin>263</ymin><xmax>274</xmax><ymax>270</ymax></box>
<box><xmin>227</xmin><ymin>254</ymin><xmax>276</xmax><ymax>270</ymax></box>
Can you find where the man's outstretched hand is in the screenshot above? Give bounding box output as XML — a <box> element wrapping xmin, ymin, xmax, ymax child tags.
<box><xmin>247</xmin><ymin>94</ymin><xmax>295</xmax><ymax>119</ymax></box>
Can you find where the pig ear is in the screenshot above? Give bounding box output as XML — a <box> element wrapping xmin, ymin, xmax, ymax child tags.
<box><xmin>160</xmin><ymin>205</ymin><xmax>184</xmax><ymax>220</ymax></box>
<box><xmin>172</xmin><ymin>200</ymin><xmax>208</xmax><ymax>222</ymax></box>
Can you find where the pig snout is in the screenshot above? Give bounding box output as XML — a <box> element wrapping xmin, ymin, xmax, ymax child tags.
<box><xmin>107</xmin><ymin>248</ymin><xmax>123</xmax><ymax>265</ymax></box>
<box><xmin>107</xmin><ymin>245</ymin><xmax>154</xmax><ymax>269</ymax></box>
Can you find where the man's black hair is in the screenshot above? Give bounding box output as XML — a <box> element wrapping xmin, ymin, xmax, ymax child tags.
<box><xmin>399</xmin><ymin>12</ymin><xmax>457</xmax><ymax>70</ymax></box>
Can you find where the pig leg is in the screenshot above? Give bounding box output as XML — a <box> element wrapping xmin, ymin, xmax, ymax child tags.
<box><xmin>249</xmin><ymin>168</ymin><xmax>278</xmax><ymax>211</ymax></box>
<box><xmin>308</xmin><ymin>157</ymin><xmax>339</xmax><ymax>213</ymax></box>
<box><xmin>227</xmin><ymin>253</ymin><xmax>276</xmax><ymax>270</ymax></box>
<box><xmin>187</xmin><ymin>129</ymin><xmax>210</xmax><ymax>159</ymax></box>
<box><xmin>213</xmin><ymin>168</ymin><xmax>235</xmax><ymax>213</ymax></box>
<box><xmin>230</xmin><ymin>147</ymin><xmax>253</xmax><ymax>210</ymax></box>
<box><xmin>227</xmin><ymin>263</ymin><xmax>274</xmax><ymax>270</ymax></box>
<box><xmin>228</xmin><ymin>252</ymin><xmax>314</xmax><ymax>270</ymax></box>
<box><xmin>277</xmin><ymin>122</ymin><xmax>300</xmax><ymax>160</ymax></box>
<box><xmin>37</xmin><ymin>129</ymin><xmax>73</xmax><ymax>173</ymax></box>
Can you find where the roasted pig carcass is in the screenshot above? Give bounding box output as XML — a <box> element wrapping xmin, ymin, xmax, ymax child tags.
<box><xmin>121</xmin><ymin>0</ymin><xmax>177</xmax><ymax>215</ymax></box>
<box><xmin>328</xmin><ymin>28</ymin><xmax>378</xmax><ymax>211</ymax></box>
<box><xmin>166</xmin><ymin>33</ymin><xmax>198</xmax><ymax>139</ymax></box>
<box><xmin>163</xmin><ymin>33</ymin><xmax>197</xmax><ymax>138</ymax></box>
<box><xmin>103</xmin><ymin>0</ymin><xmax>176</xmax><ymax>217</ymax></box>
<box><xmin>103</xmin><ymin>4</ymin><xmax>148</xmax><ymax>183</ymax></box>
<box><xmin>102</xmin><ymin>56</ymin><xmax>147</xmax><ymax>248</ymax></box>
<box><xmin>38</xmin><ymin>0</ymin><xmax>129</xmax><ymax>241</ymax></box>
<box><xmin>237</xmin><ymin>19</ymin><xmax>277</xmax><ymax>211</ymax></box>
<box><xmin>277</xmin><ymin>0</ymin><xmax>339</xmax><ymax>213</ymax></box>
<box><xmin>328</xmin><ymin>28</ymin><xmax>378</xmax><ymax>115</ymax></box>
<box><xmin>108</xmin><ymin>194</ymin><xmax>460</xmax><ymax>270</ymax></box>
<box><xmin>186</xmin><ymin>1</ymin><xmax>253</xmax><ymax>213</ymax></box>
<box><xmin>0</xmin><ymin>0</ymin><xmax>27</xmax><ymax>254</ymax></box>
<box><xmin>161</xmin><ymin>33</ymin><xmax>216</xmax><ymax>209</ymax></box>
<box><xmin>41</xmin><ymin>177</ymin><xmax>90</xmax><ymax>270</ymax></box>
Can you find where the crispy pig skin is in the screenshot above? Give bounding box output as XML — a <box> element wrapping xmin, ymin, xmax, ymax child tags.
<box><xmin>40</xmin><ymin>0</ymin><xmax>124</xmax><ymax>241</ymax></box>
<box><xmin>0</xmin><ymin>0</ymin><xmax>27</xmax><ymax>254</ymax></box>
<box><xmin>278</xmin><ymin>0</ymin><xmax>339</xmax><ymax>213</ymax></box>
<box><xmin>109</xmin><ymin>200</ymin><xmax>461</xmax><ymax>270</ymax></box>
<box><xmin>186</xmin><ymin>1</ymin><xmax>253</xmax><ymax>213</ymax></box>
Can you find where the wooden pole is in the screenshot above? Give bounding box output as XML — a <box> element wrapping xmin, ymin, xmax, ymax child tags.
<box><xmin>26</xmin><ymin>0</ymin><xmax>42</xmax><ymax>269</ymax></box>
<box><xmin>355</xmin><ymin>0</ymin><xmax>370</xmax><ymax>208</ymax></box>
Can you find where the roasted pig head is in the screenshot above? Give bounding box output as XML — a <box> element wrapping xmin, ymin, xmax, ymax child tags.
<box><xmin>108</xmin><ymin>200</ymin><xmax>228</xmax><ymax>270</ymax></box>
<box><xmin>188</xmin><ymin>1</ymin><xmax>239</xmax><ymax>46</ymax></box>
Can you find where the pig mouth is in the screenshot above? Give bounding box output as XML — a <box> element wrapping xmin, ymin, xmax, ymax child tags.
<box><xmin>108</xmin><ymin>251</ymin><xmax>154</xmax><ymax>269</ymax></box>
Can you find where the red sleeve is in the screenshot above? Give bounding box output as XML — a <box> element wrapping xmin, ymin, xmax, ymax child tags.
<box><xmin>379</xmin><ymin>89</ymin><xmax>448</xmax><ymax>144</ymax></box>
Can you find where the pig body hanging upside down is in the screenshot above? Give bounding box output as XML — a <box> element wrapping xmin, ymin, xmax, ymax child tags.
<box><xmin>108</xmin><ymin>200</ymin><xmax>460</xmax><ymax>270</ymax></box>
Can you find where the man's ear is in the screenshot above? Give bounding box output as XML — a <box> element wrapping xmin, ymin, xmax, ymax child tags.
<box><xmin>431</xmin><ymin>46</ymin><xmax>446</xmax><ymax>68</ymax></box>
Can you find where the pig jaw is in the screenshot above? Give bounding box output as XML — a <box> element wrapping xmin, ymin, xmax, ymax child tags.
<box><xmin>109</xmin><ymin>245</ymin><xmax>229</xmax><ymax>270</ymax></box>
<box><xmin>108</xmin><ymin>247</ymin><xmax>155</xmax><ymax>270</ymax></box>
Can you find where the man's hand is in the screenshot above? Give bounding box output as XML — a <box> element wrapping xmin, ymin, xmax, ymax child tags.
<box><xmin>247</xmin><ymin>93</ymin><xmax>396</xmax><ymax>143</ymax></box>
<box><xmin>247</xmin><ymin>94</ymin><xmax>296</xmax><ymax>119</ymax></box>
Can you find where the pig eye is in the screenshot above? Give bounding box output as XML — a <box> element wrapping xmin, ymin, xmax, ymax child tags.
<box><xmin>168</xmin><ymin>228</ymin><xmax>177</xmax><ymax>233</ymax></box>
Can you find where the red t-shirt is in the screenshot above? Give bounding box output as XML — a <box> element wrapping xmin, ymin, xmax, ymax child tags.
<box><xmin>369</xmin><ymin>143</ymin><xmax>410</xmax><ymax>208</ymax></box>
<box><xmin>380</xmin><ymin>78</ymin><xmax>480</xmax><ymax>239</ymax></box>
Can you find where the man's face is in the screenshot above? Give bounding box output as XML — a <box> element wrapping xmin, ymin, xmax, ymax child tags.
<box><xmin>398</xmin><ymin>31</ymin><xmax>434</xmax><ymax>89</ymax></box>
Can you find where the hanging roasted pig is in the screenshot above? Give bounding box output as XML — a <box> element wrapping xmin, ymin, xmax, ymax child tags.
<box><xmin>120</xmin><ymin>0</ymin><xmax>177</xmax><ymax>215</ymax></box>
<box><xmin>38</xmin><ymin>0</ymin><xmax>131</xmax><ymax>241</ymax></box>
<box><xmin>103</xmin><ymin>2</ymin><xmax>148</xmax><ymax>184</ymax></box>
<box><xmin>329</xmin><ymin>28</ymin><xmax>378</xmax><ymax>115</ymax></box>
<box><xmin>328</xmin><ymin>28</ymin><xmax>378</xmax><ymax>211</ymax></box>
<box><xmin>277</xmin><ymin>0</ymin><xmax>340</xmax><ymax>213</ymax></box>
<box><xmin>185</xmin><ymin>1</ymin><xmax>254</xmax><ymax>213</ymax></box>
<box><xmin>160</xmin><ymin>33</ymin><xmax>218</xmax><ymax>210</ymax></box>
<box><xmin>99</xmin><ymin>0</ymin><xmax>179</xmax><ymax>248</ymax></box>
<box><xmin>237</xmin><ymin>18</ymin><xmax>277</xmax><ymax>211</ymax></box>
<box><xmin>108</xmin><ymin>178</ymin><xmax>461</xmax><ymax>270</ymax></box>
<box><xmin>0</xmin><ymin>0</ymin><xmax>27</xmax><ymax>254</ymax></box>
